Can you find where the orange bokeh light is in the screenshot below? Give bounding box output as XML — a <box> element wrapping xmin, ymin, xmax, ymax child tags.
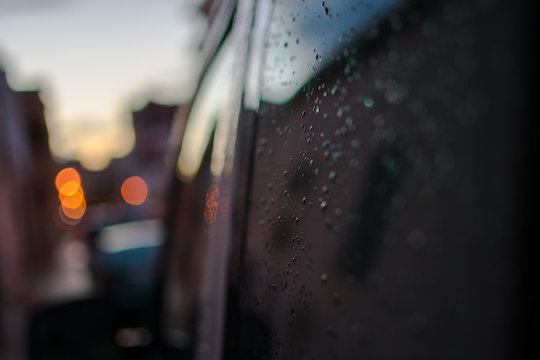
<box><xmin>61</xmin><ymin>198</ymin><xmax>86</xmax><ymax>220</ymax></box>
<box><xmin>55</xmin><ymin>167</ymin><xmax>81</xmax><ymax>191</ymax></box>
<box><xmin>59</xmin><ymin>182</ymin><xmax>85</xmax><ymax>209</ymax></box>
<box><xmin>55</xmin><ymin>167</ymin><xmax>86</xmax><ymax>224</ymax></box>
<box><xmin>121</xmin><ymin>176</ymin><xmax>148</xmax><ymax>206</ymax></box>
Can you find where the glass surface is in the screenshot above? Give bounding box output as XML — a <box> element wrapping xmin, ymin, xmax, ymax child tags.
<box><xmin>230</xmin><ymin>0</ymin><xmax>523</xmax><ymax>359</ymax></box>
<box><xmin>261</xmin><ymin>0</ymin><xmax>399</xmax><ymax>104</ymax></box>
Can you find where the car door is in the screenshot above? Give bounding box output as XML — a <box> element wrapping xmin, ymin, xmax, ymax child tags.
<box><xmin>163</xmin><ymin>0</ymin><xmax>535</xmax><ymax>359</ymax></box>
<box><xmin>224</xmin><ymin>0</ymin><xmax>533</xmax><ymax>359</ymax></box>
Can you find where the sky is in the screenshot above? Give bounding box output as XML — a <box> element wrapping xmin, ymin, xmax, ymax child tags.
<box><xmin>0</xmin><ymin>0</ymin><xmax>205</xmax><ymax>170</ymax></box>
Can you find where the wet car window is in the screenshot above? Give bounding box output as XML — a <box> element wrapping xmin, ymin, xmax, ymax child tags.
<box><xmin>261</xmin><ymin>0</ymin><xmax>400</xmax><ymax>104</ymax></box>
<box><xmin>225</xmin><ymin>0</ymin><xmax>530</xmax><ymax>359</ymax></box>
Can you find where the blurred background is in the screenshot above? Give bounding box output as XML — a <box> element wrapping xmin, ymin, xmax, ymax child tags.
<box><xmin>0</xmin><ymin>1</ymin><xmax>207</xmax><ymax>358</ymax></box>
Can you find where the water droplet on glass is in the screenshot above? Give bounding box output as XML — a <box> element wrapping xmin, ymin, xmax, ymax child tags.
<box><xmin>373</xmin><ymin>114</ymin><xmax>385</xmax><ymax>127</ymax></box>
<box><xmin>325</xmin><ymin>218</ymin><xmax>333</xmax><ymax>229</ymax></box>
<box><xmin>363</xmin><ymin>97</ymin><xmax>374</xmax><ymax>108</ymax></box>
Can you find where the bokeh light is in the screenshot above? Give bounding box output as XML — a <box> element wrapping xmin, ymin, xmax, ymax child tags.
<box><xmin>55</xmin><ymin>167</ymin><xmax>81</xmax><ymax>191</ymax></box>
<box><xmin>55</xmin><ymin>167</ymin><xmax>86</xmax><ymax>224</ymax></box>
<box><xmin>121</xmin><ymin>176</ymin><xmax>148</xmax><ymax>206</ymax></box>
<box><xmin>59</xmin><ymin>181</ymin><xmax>85</xmax><ymax>209</ymax></box>
<box><xmin>61</xmin><ymin>198</ymin><xmax>87</xmax><ymax>220</ymax></box>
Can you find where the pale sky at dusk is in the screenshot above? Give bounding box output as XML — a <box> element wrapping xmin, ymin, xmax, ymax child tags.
<box><xmin>0</xmin><ymin>0</ymin><xmax>205</xmax><ymax>170</ymax></box>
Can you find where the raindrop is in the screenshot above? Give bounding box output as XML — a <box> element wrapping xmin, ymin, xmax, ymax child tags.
<box><xmin>325</xmin><ymin>218</ymin><xmax>333</xmax><ymax>229</ymax></box>
<box><xmin>320</xmin><ymin>274</ymin><xmax>328</xmax><ymax>282</ymax></box>
<box><xmin>363</xmin><ymin>97</ymin><xmax>374</xmax><ymax>107</ymax></box>
<box><xmin>373</xmin><ymin>114</ymin><xmax>385</xmax><ymax>127</ymax></box>
<box><xmin>329</xmin><ymin>171</ymin><xmax>336</xmax><ymax>181</ymax></box>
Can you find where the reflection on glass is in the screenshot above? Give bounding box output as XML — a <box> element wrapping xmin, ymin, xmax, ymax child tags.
<box><xmin>177</xmin><ymin>0</ymin><xmax>252</xmax><ymax>180</ymax></box>
<box><xmin>262</xmin><ymin>0</ymin><xmax>398</xmax><ymax>104</ymax></box>
<box><xmin>204</xmin><ymin>184</ymin><xmax>220</xmax><ymax>224</ymax></box>
<box><xmin>177</xmin><ymin>34</ymin><xmax>238</xmax><ymax>180</ymax></box>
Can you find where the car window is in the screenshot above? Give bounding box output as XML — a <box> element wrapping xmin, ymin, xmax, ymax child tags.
<box><xmin>226</xmin><ymin>0</ymin><xmax>526</xmax><ymax>359</ymax></box>
<box><xmin>261</xmin><ymin>0</ymin><xmax>400</xmax><ymax>104</ymax></box>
